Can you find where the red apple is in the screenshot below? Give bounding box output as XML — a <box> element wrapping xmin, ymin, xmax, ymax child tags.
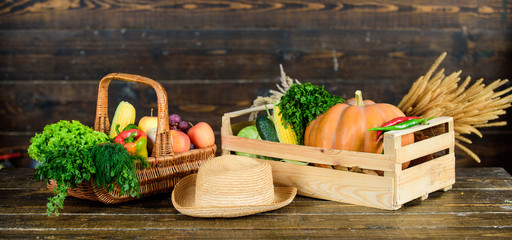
<box><xmin>187</xmin><ymin>122</ymin><xmax>215</xmax><ymax>148</ymax></box>
<box><xmin>170</xmin><ymin>130</ymin><xmax>191</xmax><ymax>153</ymax></box>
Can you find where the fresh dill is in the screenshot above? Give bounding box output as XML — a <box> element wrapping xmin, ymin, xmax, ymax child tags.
<box><xmin>90</xmin><ymin>143</ymin><xmax>149</xmax><ymax>198</ymax></box>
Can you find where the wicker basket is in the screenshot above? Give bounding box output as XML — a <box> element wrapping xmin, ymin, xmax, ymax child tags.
<box><xmin>48</xmin><ymin>73</ymin><xmax>217</xmax><ymax>204</ymax></box>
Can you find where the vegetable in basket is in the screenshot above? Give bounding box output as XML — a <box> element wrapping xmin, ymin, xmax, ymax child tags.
<box><xmin>114</xmin><ymin>128</ymin><xmax>148</xmax><ymax>158</ymax></box>
<box><xmin>28</xmin><ymin>120</ymin><xmax>110</xmax><ymax>216</ymax></box>
<box><xmin>90</xmin><ymin>143</ymin><xmax>147</xmax><ymax>198</ymax></box>
<box><xmin>109</xmin><ymin>101</ymin><xmax>136</xmax><ymax>139</ymax></box>
<box><xmin>121</xmin><ymin>123</ymin><xmax>140</xmax><ymax>131</ymax></box>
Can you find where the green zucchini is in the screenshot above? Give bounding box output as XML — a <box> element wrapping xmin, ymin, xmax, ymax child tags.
<box><xmin>256</xmin><ymin>116</ymin><xmax>279</xmax><ymax>142</ymax></box>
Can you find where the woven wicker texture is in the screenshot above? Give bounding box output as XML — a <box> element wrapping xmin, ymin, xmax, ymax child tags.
<box><xmin>171</xmin><ymin>155</ymin><xmax>297</xmax><ymax>218</ymax></box>
<box><xmin>48</xmin><ymin>73</ymin><xmax>217</xmax><ymax>204</ymax></box>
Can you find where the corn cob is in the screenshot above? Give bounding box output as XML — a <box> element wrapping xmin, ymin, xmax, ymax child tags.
<box><xmin>273</xmin><ymin>103</ymin><xmax>298</xmax><ymax>145</ymax></box>
<box><xmin>109</xmin><ymin>101</ymin><xmax>136</xmax><ymax>138</ymax></box>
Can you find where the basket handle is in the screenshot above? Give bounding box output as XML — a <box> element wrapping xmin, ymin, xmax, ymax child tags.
<box><xmin>94</xmin><ymin>73</ymin><xmax>173</xmax><ymax>158</ymax></box>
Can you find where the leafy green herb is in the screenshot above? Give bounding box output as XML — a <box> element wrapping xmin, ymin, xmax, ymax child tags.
<box><xmin>28</xmin><ymin>120</ymin><xmax>110</xmax><ymax>216</ymax></box>
<box><xmin>90</xmin><ymin>143</ymin><xmax>148</xmax><ymax>198</ymax></box>
<box><xmin>277</xmin><ymin>83</ymin><xmax>344</xmax><ymax>144</ymax></box>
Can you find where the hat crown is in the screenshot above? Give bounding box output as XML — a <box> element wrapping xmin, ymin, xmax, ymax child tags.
<box><xmin>195</xmin><ymin>156</ymin><xmax>274</xmax><ymax>207</ymax></box>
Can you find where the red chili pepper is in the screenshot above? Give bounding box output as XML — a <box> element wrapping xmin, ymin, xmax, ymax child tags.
<box><xmin>0</xmin><ymin>152</ymin><xmax>21</xmax><ymax>161</ymax></box>
<box><xmin>369</xmin><ymin>117</ymin><xmax>435</xmax><ymax>141</ymax></box>
<box><xmin>373</xmin><ymin>116</ymin><xmax>421</xmax><ymax>142</ymax></box>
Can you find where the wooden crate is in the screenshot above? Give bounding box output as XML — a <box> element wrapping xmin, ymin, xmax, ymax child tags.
<box><xmin>221</xmin><ymin>104</ymin><xmax>455</xmax><ymax>210</ymax></box>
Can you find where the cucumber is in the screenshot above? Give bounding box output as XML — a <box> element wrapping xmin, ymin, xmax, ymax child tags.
<box><xmin>256</xmin><ymin>116</ymin><xmax>279</xmax><ymax>142</ymax></box>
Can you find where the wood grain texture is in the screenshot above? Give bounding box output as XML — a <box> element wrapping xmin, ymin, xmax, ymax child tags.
<box><xmin>1</xmin><ymin>0</ymin><xmax>510</xmax><ymax>30</ymax></box>
<box><xmin>1</xmin><ymin>0</ymin><xmax>511</xmax><ymax>173</ymax></box>
<box><xmin>0</xmin><ymin>79</ymin><xmax>413</xmax><ymax>132</ymax></box>
<box><xmin>0</xmin><ymin>168</ymin><xmax>511</xmax><ymax>238</ymax></box>
<box><xmin>1</xmin><ymin>29</ymin><xmax>510</xmax><ymax>81</ymax></box>
<box><xmin>2</xmin><ymin>228</ymin><xmax>512</xmax><ymax>239</ymax></box>
<box><xmin>2</xmin><ymin>213</ymin><xmax>512</xmax><ymax>231</ymax></box>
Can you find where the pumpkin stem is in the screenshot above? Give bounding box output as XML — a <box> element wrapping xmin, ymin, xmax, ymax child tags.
<box><xmin>355</xmin><ymin>90</ymin><xmax>364</xmax><ymax>106</ymax></box>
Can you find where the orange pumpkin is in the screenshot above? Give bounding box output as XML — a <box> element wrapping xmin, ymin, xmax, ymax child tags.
<box><xmin>304</xmin><ymin>90</ymin><xmax>414</xmax><ymax>169</ymax></box>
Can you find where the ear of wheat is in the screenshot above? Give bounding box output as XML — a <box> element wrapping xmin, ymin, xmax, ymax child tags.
<box><xmin>398</xmin><ymin>52</ymin><xmax>512</xmax><ymax>163</ymax></box>
<box><xmin>248</xmin><ymin>65</ymin><xmax>301</xmax><ymax>120</ymax></box>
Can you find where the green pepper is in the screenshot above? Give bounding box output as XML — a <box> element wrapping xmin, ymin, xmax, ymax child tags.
<box><xmin>114</xmin><ymin>129</ymin><xmax>148</xmax><ymax>158</ymax></box>
<box><xmin>373</xmin><ymin>116</ymin><xmax>421</xmax><ymax>141</ymax></box>
<box><xmin>115</xmin><ymin>124</ymin><xmax>140</xmax><ymax>135</ymax></box>
<box><xmin>367</xmin><ymin>117</ymin><xmax>435</xmax><ymax>132</ymax></box>
<box><xmin>123</xmin><ymin>124</ymin><xmax>139</xmax><ymax>131</ymax></box>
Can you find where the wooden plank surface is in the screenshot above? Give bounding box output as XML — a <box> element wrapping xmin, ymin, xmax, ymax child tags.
<box><xmin>1</xmin><ymin>228</ymin><xmax>512</xmax><ymax>239</ymax></box>
<box><xmin>1</xmin><ymin>0</ymin><xmax>511</xmax><ymax>175</ymax></box>
<box><xmin>0</xmin><ymin>167</ymin><xmax>511</xmax><ymax>238</ymax></box>
<box><xmin>1</xmin><ymin>0</ymin><xmax>510</xmax><ymax>30</ymax></box>
<box><xmin>1</xmin><ymin>29</ymin><xmax>511</xmax><ymax>81</ymax></box>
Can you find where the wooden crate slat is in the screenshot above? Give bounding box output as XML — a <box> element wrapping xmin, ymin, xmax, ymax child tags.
<box><xmin>265</xmin><ymin>159</ymin><xmax>395</xmax><ymax>210</ymax></box>
<box><xmin>397</xmin><ymin>153</ymin><xmax>456</xmax><ymax>205</ymax></box>
<box><xmin>396</xmin><ymin>132</ymin><xmax>454</xmax><ymax>163</ymax></box>
<box><xmin>222</xmin><ymin>134</ymin><xmax>395</xmax><ymax>171</ymax></box>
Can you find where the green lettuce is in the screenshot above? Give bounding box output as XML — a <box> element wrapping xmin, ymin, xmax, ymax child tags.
<box><xmin>28</xmin><ymin>120</ymin><xmax>109</xmax><ymax>215</ymax></box>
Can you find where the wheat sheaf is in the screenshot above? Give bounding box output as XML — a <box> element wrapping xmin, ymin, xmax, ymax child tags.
<box><xmin>398</xmin><ymin>52</ymin><xmax>512</xmax><ymax>163</ymax></box>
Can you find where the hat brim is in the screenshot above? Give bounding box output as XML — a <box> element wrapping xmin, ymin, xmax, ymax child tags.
<box><xmin>171</xmin><ymin>174</ymin><xmax>297</xmax><ymax>218</ymax></box>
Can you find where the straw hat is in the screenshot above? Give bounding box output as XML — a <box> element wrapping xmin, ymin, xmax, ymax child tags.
<box><xmin>171</xmin><ymin>155</ymin><xmax>297</xmax><ymax>218</ymax></box>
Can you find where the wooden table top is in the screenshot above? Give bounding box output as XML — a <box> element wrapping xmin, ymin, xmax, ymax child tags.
<box><xmin>1</xmin><ymin>167</ymin><xmax>512</xmax><ymax>239</ymax></box>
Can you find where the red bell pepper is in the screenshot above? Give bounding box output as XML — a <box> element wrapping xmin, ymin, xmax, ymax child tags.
<box><xmin>114</xmin><ymin>129</ymin><xmax>148</xmax><ymax>158</ymax></box>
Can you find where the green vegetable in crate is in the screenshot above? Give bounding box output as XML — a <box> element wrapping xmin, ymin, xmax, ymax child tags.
<box><xmin>277</xmin><ymin>83</ymin><xmax>344</xmax><ymax>144</ymax></box>
<box><xmin>256</xmin><ymin>116</ymin><xmax>279</xmax><ymax>142</ymax></box>
<box><xmin>236</xmin><ymin>125</ymin><xmax>277</xmax><ymax>161</ymax></box>
<box><xmin>371</xmin><ymin>116</ymin><xmax>421</xmax><ymax>142</ymax></box>
<box><xmin>367</xmin><ymin>117</ymin><xmax>434</xmax><ymax>133</ymax></box>
<box><xmin>236</xmin><ymin>125</ymin><xmax>262</xmax><ymax>158</ymax></box>
<box><xmin>368</xmin><ymin>116</ymin><xmax>434</xmax><ymax>142</ymax></box>
<box><xmin>28</xmin><ymin>120</ymin><xmax>110</xmax><ymax>216</ymax></box>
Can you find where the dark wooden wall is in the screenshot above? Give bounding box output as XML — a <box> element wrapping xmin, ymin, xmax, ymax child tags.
<box><xmin>1</xmin><ymin>0</ymin><xmax>511</xmax><ymax>170</ymax></box>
